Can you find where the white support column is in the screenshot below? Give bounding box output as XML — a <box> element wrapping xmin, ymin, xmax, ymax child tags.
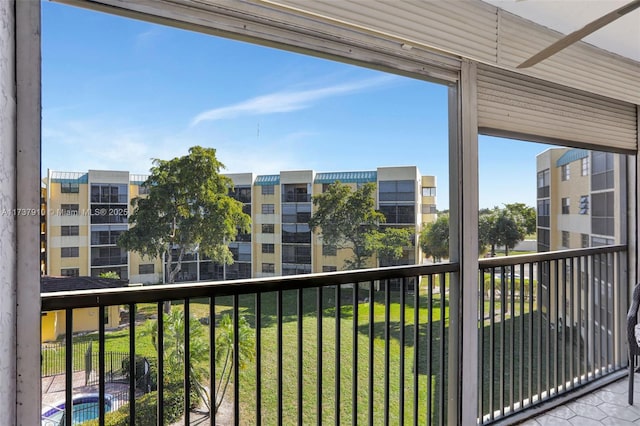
<box><xmin>0</xmin><ymin>1</ymin><xmax>18</xmax><ymax>424</ymax></box>
<box><xmin>16</xmin><ymin>0</ymin><xmax>42</xmax><ymax>424</ymax></box>
<box><xmin>448</xmin><ymin>59</ymin><xmax>479</xmax><ymax>425</ymax></box>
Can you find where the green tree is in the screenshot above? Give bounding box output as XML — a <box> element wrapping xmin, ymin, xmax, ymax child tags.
<box><xmin>494</xmin><ymin>209</ymin><xmax>524</xmax><ymax>256</ymax></box>
<box><xmin>504</xmin><ymin>202</ymin><xmax>536</xmax><ymax>236</ymax></box>
<box><xmin>419</xmin><ymin>214</ymin><xmax>449</xmax><ymax>262</ymax></box>
<box><xmin>142</xmin><ymin>310</ymin><xmax>255</xmax><ymax>415</ymax></box>
<box><xmin>213</xmin><ymin>314</ymin><xmax>255</xmax><ymax>413</ymax></box>
<box><xmin>118</xmin><ymin>146</ymin><xmax>251</xmax><ymax>287</ymax></box>
<box><xmin>308</xmin><ymin>181</ymin><xmax>409</xmax><ymax>269</ymax></box>
<box><xmin>479</xmin><ymin>209</ymin><xmax>499</xmax><ymax>257</ymax></box>
<box><xmin>376</xmin><ymin>227</ymin><xmax>413</xmax><ymax>266</ymax></box>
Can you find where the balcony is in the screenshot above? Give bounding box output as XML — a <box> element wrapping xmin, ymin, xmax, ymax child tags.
<box><xmin>41</xmin><ymin>246</ymin><xmax>629</xmax><ymax>425</ymax></box>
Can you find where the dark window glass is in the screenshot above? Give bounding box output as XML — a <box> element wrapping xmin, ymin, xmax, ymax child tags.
<box><xmin>61</xmin><ymin>225</ymin><xmax>79</xmax><ymax>236</ymax></box>
<box><xmin>262</xmin><ymin>224</ymin><xmax>274</xmax><ymax>233</ymax></box>
<box><xmin>61</xmin><ymin>268</ymin><xmax>79</xmax><ymax>277</ymax></box>
<box><xmin>322</xmin><ymin>266</ymin><xmax>337</xmax><ymax>272</ymax></box>
<box><xmin>262</xmin><ymin>243</ymin><xmax>275</xmax><ymax>253</ymax></box>
<box><xmin>61</xmin><ymin>247</ymin><xmax>79</xmax><ymax>258</ymax></box>
<box><xmin>60</xmin><ymin>204</ymin><xmax>79</xmax><ymax>215</ymax></box>
<box><xmin>591</xmin><ymin>191</ymin><xmax>615</xmax><ymax>236</ymax></box>
<box><xmin>91</xmin><ymin>247</ymin><xmax>127</xmax><ymax>266</ymax></box>
<box><xmin>61</xmin><ymin>182</ymin><xmax>79</xmax><ymax>193</ymax></box>
<box><xmin>262</xmin><ymin>263</ymin><xmax>275</xmax><ymax>273</ymax></box>
<box><xmin>261</xmin><ymin>185</ymin><xmax>275</xmax><ymax>195</ymax></box>
<box><xmin>139</xmin><ymin>264</ymin><xmax>154</xmax><ymax>274</ymax></box>
<box><xmin>379</xmin><ymin>180</ymin><xmax>415</xmax><ymax>202</ymax></box>
<box><xmin>262</xmin><ymin>204</ymin><xmax>275</xmax><ymax>214</ymax></box>
<box><xmin>282</xmin><ymin>224</ymin><xmax>311</xmax><ymax>243</ymax></box>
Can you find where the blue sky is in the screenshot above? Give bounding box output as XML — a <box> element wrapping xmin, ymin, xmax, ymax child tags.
<box><xmin>42</xmin><ymin>2</ymin><xmax>547</xmax><ymax>210</ymax></box>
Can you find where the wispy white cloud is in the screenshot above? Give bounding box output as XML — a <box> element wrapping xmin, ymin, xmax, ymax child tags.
<box><xmin>190</xmin><ymin>75</ymin><xmax>397</xmax><ymax>126</ymax></box>
<box><xmin>135</xmin><ymin>28</ymin><xmax>164</xmax><ymax>49</ymax></box>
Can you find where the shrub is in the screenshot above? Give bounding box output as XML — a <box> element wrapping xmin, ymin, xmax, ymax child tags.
<box><xmin>83</xmin><ymin>387</ymin><xmax>184</xmax><ymax>426</ymax></box>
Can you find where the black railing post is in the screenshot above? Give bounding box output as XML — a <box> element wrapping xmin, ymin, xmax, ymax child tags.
<box><xmin>65</xmin><ymin>309</ymin><xmax>73</xmax><ymax>426</ymax></box>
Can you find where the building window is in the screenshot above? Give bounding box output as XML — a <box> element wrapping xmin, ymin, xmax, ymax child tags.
<box><xmin>591</xmin><ymin>191</ymin><xmax>614</xmax><ymax>236</ymax></box>
<box><xmin>91</xmin><ymin>229</ymin><xmax>125</xmax><ymax>245</ymax></box>
<box><xmin>261</xmin><ymin>185</ymin><xmax>275</xmax><ymax>195</ymax></box>
<box><xmin>139</xmin><ymin>264</ymin><xmax>154</xmax><ymax>275</ymax></box>
<box><xmin>61</xmin><ymin>182</ymin><xmax>79</xmax><ymax>193</ymax></box>
<box><xmin>138</xmin><ymin>185</ymin><xmax>150</xmax><ymax>195</ymax></box>
<box><xmin>561</xmin><ymin>197</ymin><xmax>570</xmax><ymax>214</ymax></box>
<box><xmin>422</xmin><ymin>204</ymin><xmax>437</xmax><ymax>214</ymax></box>
<box><xmin>322</xmin><ymin>244</ymin><xmax>337</xmax><ymax>256</ymax></box>
<box><xmin>562</xmin><ymin>231</ymin><xmax>570</xmax><ymax>248</ymax></box>
<box><xmin>61</xmin><ymin>225</ymin><xmax>79</xmax><ymax>236</ymax></box>
<box><xmin>60</xmin><ymin>204</ymin><xmax>79</xmax><ymax>215</ymax></box>
<box><xmin>261</xmin><ymin>204</ymin><xmax>275</xmax><ymax>214</ymax></box>
<box><xmin>579</xmin><ymin>195</ymin><xmax>589</xmax><ymax>215</ymax></box>
<box><xmin>537</xmin><ymin>169</ymin><xmax>550</xmax><ymax>198</ymax></box>
<box><xmin>537</xmin><ymin>199</ymin><xmax>550</xmax><ymax>227</ymax></box>
<box><xmin>591</xmin><ymin>151</ymin><xmax>614</xmax><ymax>190</ymax></box>
<box><xmin>561</xmin><ymin>164</ymin><xmax>570</xmax><ymax>181</ymax></box>
<box><xmin>282</xmin><ymin>183</ymin><xmax>311</xmax><ymax>203</ymax></box>
<box><xmin>90</xmin><ymin>184</ymin><xmax>128</xmax><ymax>203</ymax></box>
<box><xmin>581</xmin><ymin>234</ymin><xmax>589</xmax><ymax>248</ymax></box>
<box><xmin>282</xmin><ymin>203</ymin><xmax>311</xmax><ymax>223</ymax></box>
<box><xmin>379</xmin><ymin>180</ymin><xmax>415</xmax><ymax>202</ymax></box>
<box><xmin>61</xmin><ymin>247</ymin><xmax>79</xmax><ymax>258</ymax></box>
<box><xmin>262</xmin><ymin>263</ymin><xmax>275</xmax><ymax>273</ymax></box>
<box><xmin>322</xmin><ymin>266</ymin><xmax>337</xmax><ymax>272</ymax></box>
<box><xmin>422</xmin><ymin>187</ymin><xmax>436</xmax><ymax>197</ymax></box>
<box><xmin>581</xmin><ymin>157</ymin><xmax>589</xmax><ymax>176</ymax></box>
<box><xmin>262</xmin><ymin>243</ymin><xmax>275</xmax><ymax>254</ymax></box>
<box><xmin>261</xmin><ymin>224</ymin><xmax>274</xmax><ymax>234</ymax></box>
<box><xmin>61</xmin><ymin>268</ymin><xmax>79</xmax><ymax>277</ymax></box>
<box><xmin>229</xmin><ymin>186</ymin><xmax>252</xmax><ymax>203</ymax></box>
<box><xmin>379</xmin><ymin>205</ymin><xmax>415</xmax><ymax>224</ymax></box>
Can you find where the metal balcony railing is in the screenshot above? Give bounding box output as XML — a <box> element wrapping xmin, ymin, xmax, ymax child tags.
<box><xmin>42</xmin><ymin>263</ymin><xmax>456</xmax><ymax>425</ymax></box>
<box><xmin>478</xmin><ymin>245</ymin><xmax>628</xmax><ymax>424</ymax></box>
<box><xmin>40</xmin><ymin>245</ymin><xmax>629</xmax><ymax>425</ymax></box>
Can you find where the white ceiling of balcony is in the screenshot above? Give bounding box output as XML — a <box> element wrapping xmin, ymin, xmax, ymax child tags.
<box><xmin>484</xmin><ymin>0</ymin><xmax>640</xmax><ymax>62</ymax></box>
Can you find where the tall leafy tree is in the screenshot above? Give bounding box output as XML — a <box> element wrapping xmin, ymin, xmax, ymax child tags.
<box><xmin>308</xmin><ymin>181</ymin><xmax>409</xmax><ymax>269</ymax></box>
<box><xmin>504</xmin><ymin>202</ymin><xmax>536</xmax><ymax>236</ymax></box>
<box><xmin>119</xmin><ymin>146</ymin><xmax>251</xmax><ymax>285</ymax></box>
<box><xmin>419</xmin><ymin>214</ymin><xmax>449</xmax><ymax>262</ymax></box>
<box><xmin>480</xmin><ymin>206</ymin><xmax>528</xmax><ymax>256</ymax></box>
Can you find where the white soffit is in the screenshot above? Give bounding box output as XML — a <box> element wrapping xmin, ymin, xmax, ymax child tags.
<box><xmin>264</xmin><ymin>0</ymin><xmax>639</xmax><ymax>104</ymax></box>
<box><xmin>484</xmin><ymin>0</ymin><xmax>640</xmax><ymax>63</ymax></box>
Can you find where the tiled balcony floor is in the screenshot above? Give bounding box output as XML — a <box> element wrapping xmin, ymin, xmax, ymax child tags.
<box><xmin>520</xmin><ymin>374</ymin><xmax>640</xmax><ymax>425</ymax></box>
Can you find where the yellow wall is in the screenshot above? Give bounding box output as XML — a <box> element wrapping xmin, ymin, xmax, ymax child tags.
<box><xmin>41</xmin><ymin>306</ymin><xmax>121</xmax><ymax>342</ymax></box>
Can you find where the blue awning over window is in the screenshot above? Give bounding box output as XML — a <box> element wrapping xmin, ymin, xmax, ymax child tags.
<box><xmin>314</xmin><ymin>171</ymin><xmax>377</xmax><ymax>184</ymax></box>
<box><xmin>255</xmin><ymin>175</ymin><xmax>280</xmax><ymax>185</ymax></box>
<box><xmin>556</xmin><ymin>149</ymin><xmax>588</xmax><ymax>167</ymax></box>
<box><xmin>50</xmin><ymin>171</ymin><xmax>88</xmax><ymax>184</ymax></box>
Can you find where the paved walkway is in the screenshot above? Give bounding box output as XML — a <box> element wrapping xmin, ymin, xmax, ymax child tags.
<box><xmin>520</xmin><ymin>374</ymin><xmax>640</xmax><ymax>425</ymax></box>
<box><xmin>42</xmin><ymin>370</ymin><xmax>133</xmax><ymax>411</ymax></box>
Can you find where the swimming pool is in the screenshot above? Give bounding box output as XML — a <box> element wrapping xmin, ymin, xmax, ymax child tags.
<box><xmin>41</xmin><ymin>393</ymin><xmax>113</xmax><ymax>425</ymax></box>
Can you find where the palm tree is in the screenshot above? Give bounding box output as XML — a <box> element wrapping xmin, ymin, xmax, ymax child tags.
<box><xmin>213</xmin><ymin>314</ymin><xmax>255</xmax><ymax>413</ymax></box>
<box><xmin>143</xmin><ymin>309</ymin><xmax>255</xmax><ymax>414</ymax></box>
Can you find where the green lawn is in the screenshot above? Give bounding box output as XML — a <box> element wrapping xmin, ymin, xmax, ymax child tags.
<box><xmin>60</xmin><ymin>282</ymin><xmax>451</xmax><ymax>425</ymax></box>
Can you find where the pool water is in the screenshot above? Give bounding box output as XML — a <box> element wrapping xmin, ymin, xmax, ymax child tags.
<box><xmin>42</xmin><ymin>396</ymin><xmax>112</xmax><ymax>425</ymax></box>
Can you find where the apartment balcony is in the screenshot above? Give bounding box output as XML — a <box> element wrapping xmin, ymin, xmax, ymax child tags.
<box><xmin>41</xmin><ymin>245</ymin><xmax>630</xmax><ymax>425</ymax></box>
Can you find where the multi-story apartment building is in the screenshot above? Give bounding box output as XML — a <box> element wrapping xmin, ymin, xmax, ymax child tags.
<box><xmin>44</xmin><ymin>166</ymin><xmax>437</xmax><ymax>284</ymax></box>
<box><xmin>535</xmin><ymin>148</ymin><xmax>625</xmax><ymax>365</ymax></box>
<box><xmin>44</xmin><ymin>170</ymin><xmax>160</xmax><ymax>283</ymax></box>
<box><xmin>536</xmin><ymin>148</ymin><xmax>624</xmax><ymax>252</ymax></box>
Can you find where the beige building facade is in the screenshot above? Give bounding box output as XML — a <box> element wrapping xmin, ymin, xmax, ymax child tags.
<box><xmin>44</xmin><ymin>166</ymin><xmax>437</xmax><ymax>284</ymax></box>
